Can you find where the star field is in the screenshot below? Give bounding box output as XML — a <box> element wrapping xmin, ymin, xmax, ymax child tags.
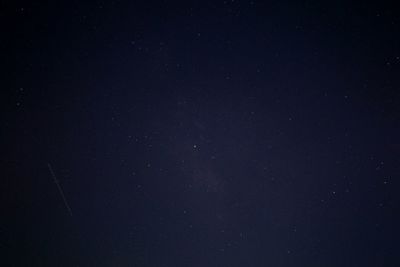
<box><xmin>3</xmin><ymin>1</ymin><xmax>400</xmax><ymax>266</ymax></box>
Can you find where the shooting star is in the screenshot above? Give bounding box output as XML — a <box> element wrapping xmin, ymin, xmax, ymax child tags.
<box><xmin>47</xmin><ymin>163</ymin><xmax>73</xmax><ymax>217</ymax></box>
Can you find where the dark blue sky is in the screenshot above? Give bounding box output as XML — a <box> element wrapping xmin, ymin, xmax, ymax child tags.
<box><xmin>4</xmin><ymin>1</ymin><xmax>400</xmax><ymax>266</ymax></box>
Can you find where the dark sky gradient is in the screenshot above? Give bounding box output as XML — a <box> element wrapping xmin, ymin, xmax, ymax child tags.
<box><xmin>4</xmin><ymin>1</ymin><xmax>400</xmax><ymax>266</ymax></box>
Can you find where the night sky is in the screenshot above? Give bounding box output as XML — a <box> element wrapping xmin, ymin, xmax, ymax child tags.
<box><xmin>4</xmin><ymin>1</ymin><xmax>400</xmax><ymax>266</ymax></box>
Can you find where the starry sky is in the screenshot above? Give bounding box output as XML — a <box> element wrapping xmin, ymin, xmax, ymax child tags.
<box><xmin>4</xmin><ymin>1</ymin><xmax>400</xmax><ymax>266</ymax></box>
